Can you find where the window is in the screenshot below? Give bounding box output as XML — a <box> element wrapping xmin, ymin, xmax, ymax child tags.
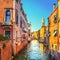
<box><xmin>23</xmin><ymin>34</ymin><xmax>25</xmax><ymax>39</ymax></box>
<box><xmin>5</xmin><ymin>9</ymin><xmax>11</xmax><ymax>23</ymax></box>
<box><xmin>46</xmin><ymin>31</ymin><xmax>50</xmax><ymax>36</ymax></box>
<box><xmin>16</xmin><ymin>13</ymin><xmax>18</xmax><ymax>24</ymax></box>
<box><xmin>16</xmin><ymin>0</ymin><xmax>18</xmax><ymax>3</ymax></box>
<box><xmin>22</xmin><ymin>20</ymin><xmax>25</xmax><ymax>30</ymax></box>
<box><xmin>54</xmin><ymin>14</ymin><xmax>57</xmax><ymax>23</ymax></box>
<box><xmin>16</xmin><ymin>31</ymin><xmax>17</xmax><ymax>41</ymax></box>
<box><xmin>55</xmin><ymin>45</ymin><xmax>57</xmax><ymax>51</ymax></box>
<box><xmin>48</xmin><ymin>20</ymin><xmax>50</xmax><ymax>25</ymax></box>
<box><xmin>52</xmin><ymin>44</ymin><xmax>53</xmax><ymax>48</ymax></box>
<box><xmin>53</xmin><ymin>30</ymin><xmax>58</xmax><ymax>36</ymax></box>
<box><xmin>5</xmin><ymin>31</ymin><xmax>10</xmax><ymax>38</ymax></box>
<box><xmin>20</xmin><ymin>20</ymin><xmax>22</xmax><ymax>28</ymax></box>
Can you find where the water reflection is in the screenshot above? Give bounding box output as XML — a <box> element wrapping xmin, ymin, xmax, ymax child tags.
<box><xmin>28</xmin><ymin>40</ymin><xmax>40</xmax><ymax>60</ymax></box>
<box><xmin>13</xmin><ymin>40</ymin><xmax>49</xmax><ymax>60</ymax></box>
<box><xmin>27</xmin><ymin>40</ymin><xmax>45</xmax><ymax>60</ymax></box>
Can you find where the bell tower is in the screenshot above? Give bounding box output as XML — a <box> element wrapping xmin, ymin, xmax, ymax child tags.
<box><xmin>42</xmin><ymin>17</ymin><xmax>45</xmax><ymax>26</ymax></box>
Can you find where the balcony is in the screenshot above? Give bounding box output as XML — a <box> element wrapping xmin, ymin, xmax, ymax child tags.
<box><xmin>22</xmin><ymin>26</ymin><xmax>28</xmax><ymax>33</ymax></box>
<box><xmin>1</xmin><ymin>22</ymin><xmax>12</xmax><ymax>29</ymax></box>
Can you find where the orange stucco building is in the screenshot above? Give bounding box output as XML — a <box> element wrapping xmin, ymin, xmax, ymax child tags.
<box><xmin>0</xmin><ymin>0</ymin><xmax>29</xmax><ymax>56</ymax></box>
<box><xmin>48</xmin><ymin>6</ymin><xmax>58</xmax><ymax>51</ymax></box>
<box><xmin>0</xmin><ymin>40</ymin><xmax>12</xmax><ymax>60</ymax></box>
<box><xmin>48</xmin><ymin>0</ymin><xmax>60</xmax><ymax>52</ymax></box>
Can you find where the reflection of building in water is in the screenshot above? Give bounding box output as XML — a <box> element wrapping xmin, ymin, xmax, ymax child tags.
<box><xmin>28</xmin><ymin>40</ymin><xmax>40</xmax><ymax>60</ymax></box>
<box><xmin>31</xmin><ymin>17</ymin><xmax>49</xmax><ymax>52</ymax></box>
<box><xmin>39</xmin><ymin>43</ymin><xmax>44</xmax><ymax>52</ymax></box>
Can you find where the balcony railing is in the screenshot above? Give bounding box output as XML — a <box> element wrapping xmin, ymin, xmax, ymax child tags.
<box><xmin>3</xmin><ymin>21</ymin><xmax>11</xmax><ymax>25</ymax></box>
<box><xmin>22</xmin><ymin>27</ymin><xmax>28</xmax><ymax>33</ymax></box>
<box><xmin>1</xmin><ymin>22</ymin><xmax>12</xmax><ymax>28</ymax></box>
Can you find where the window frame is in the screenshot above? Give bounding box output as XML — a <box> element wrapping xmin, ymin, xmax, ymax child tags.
<box><xmin>5</xmin><ymin>9</ymin><xmax>11</xmax><ymax>24</ymax></box>
<box><xmin>16</xmin><ymin>13</ymin><xmax>18</xmax><ymax>24</ymax></box>
<box><xmin>15</xmin><ymin>10</ymin><xmax>18</xmax><ymax>24</ymax></box>
<box><xmin>4</xmin><ymin>30</ymin><xmax>10</xmax><ymax>38</ymax></box>
<box><xmin>20</xmin><ymin>17</ymin><xmax>23</xmax><ymax>28</ymax></box>
<box><xmin>53</xmin><ymin>30</ymin><xmax>58</xmax><ymax>36</ymax></box>
<box><xmin>46</xmin><ymin>31</ymin><xmax>50</xmax><ymax>36</ymax></box>
<box><xmin>48</xmin><ymin>20</ymin><xmax>50</xmax><ymax>25</ymax></box>
<box><xmin>16</xmin><ymin>0</ymin><xmax>18</xmax><ymax>3</ymax></box>
<box><xmin>54</xmin><ymin>14</ymin><xmax>57</xmax><ymax>23</ymax></box>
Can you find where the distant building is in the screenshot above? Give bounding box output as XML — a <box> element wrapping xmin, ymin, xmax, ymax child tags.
<box><xmin>39</xmin><ymin>17</ymin><xmax>46</xmax><ymax>52</ymax></box>
<box><xmin>0</xmin><ymin>0</ymin><xmax>29</xmax><ymax>55</ymax></box>
<box><xmin>45</xmin><ymin>26</ymin><xmax>49</xmax><ymax>51</ymax></box>
<box><xmin>31</xmin><ymin>31</ymin><xmax>38</xmax><ymax>40</ymax></box>
<box><xmin>28</xmin><ymin>23</ymin><xmax>31</xmax><ymax>41</ymax></box>
<box><xmin>40</xmin><ymin>17</ymin><xmax>46</xmax><ymax>43</ymax></box>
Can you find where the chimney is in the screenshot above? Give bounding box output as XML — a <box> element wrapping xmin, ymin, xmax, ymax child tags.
<box><xmin>53</xmin><ymin>3</ymin><xmax>56</xmax><ymax>11</ymax></box>
<box><xmin>58</xmin><ymin>0</ymin><xmax>60</xmax><ymax>19</ymax></box>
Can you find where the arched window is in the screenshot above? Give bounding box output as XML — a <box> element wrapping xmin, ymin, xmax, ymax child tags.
<box><xmin>20</xmin><ymin>17</ymin><xmax>22</xmax><ymax>28</ymax></box>
<box><xmin>16</xmin><ymin>0</ymin><xmax>18</xmax><ymax>3</ymax></box>
<box><xmin>20</xmin><ymin>20</ymin><xmax>22</xmax><ymax>28</ymax></box>
<box><xmin>16</xmin><ymin>13</ymin><xmax>18</xmax><ymax>24</ymax></box>
<box><xmin>5</xmin><ymin>10</ymin><xmax>11</xmax><ymax>23</ymax></box>
<box><xmin>5</xmin><ymin>30</ymin><xmax>10</xmax><ymax>38</ymax></box>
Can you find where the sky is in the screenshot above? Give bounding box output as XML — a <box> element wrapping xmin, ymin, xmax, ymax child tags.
<box><xmin>21</xmin><ymin>0</ymin><xmax>58</xmax><ymax>32</ymax></box>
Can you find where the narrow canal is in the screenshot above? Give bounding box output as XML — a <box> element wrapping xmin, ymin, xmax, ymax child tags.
<box><xmin>13</xmin><ymin>40</ymin><xmax>50</xmax><ymax>60</ymax></box>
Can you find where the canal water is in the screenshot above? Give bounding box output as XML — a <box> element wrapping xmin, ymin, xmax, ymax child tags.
<box><xmin>13</xmin><ymin>40</ymin><xmax>50</xmax><ymax>60</ymax></box>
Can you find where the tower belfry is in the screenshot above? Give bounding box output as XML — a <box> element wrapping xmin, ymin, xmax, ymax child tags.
<box><xmin>42</xmin><ymin>17</ymin><xmax>45</xmax><ymax>26</ymax></box>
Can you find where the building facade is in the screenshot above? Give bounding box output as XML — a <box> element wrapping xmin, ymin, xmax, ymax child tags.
<box><xmin>39</xmin><ymin>17</ymin><xmax>47</xmax><ymax>52</ymax></box>
<box><xmin>31</xmin><ymin>31</ymin><xmax>38</xmax><ymax>40</ymax></box>
<box><xmin>48</xmin><ymin>0</ymin><xmax>60</xmax><ymax>52</ymax></box>
<box><xmin>0</xmin><ymin>0</ymin><xmax>29</xmax><ymax>55</ymax></box>
<box><xmin>48</xmin><ymin>7</ymin><xmax>58</xmax><ymax>51</ymax></box>
<box><xmin>28</xmin><ymin>23</ymin><xmax>31</xmax><ymax>42</ymax></box>
<box><xmin>0</xmin><ymin>40</ymin><xmax>12</xmax><ymax>60</ymax></box>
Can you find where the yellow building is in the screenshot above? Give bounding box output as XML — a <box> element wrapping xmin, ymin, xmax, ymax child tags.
<box><xmin>31</xmin><ymin>31</ymin><xmax>38</xmax><ymax>40</ymax></box>
<box><xmin>48</xmin><ymin>0</ymin><xmax>60</xmax><ymax>52</ymax></box>
<box><xmin>39</xmin><ymin>17</ymin><xmax>46</xmax><ymax>52</ymax></box>
<box><xmin>46</xmin><ymin>26</ymin><xmax>49</xmax><ymax>49</ymax></box>
<box><xmin>37</xmin><ymin>30</ymin><xmax>40</xmax><ymax>40</ymax></box>
<box><xmin>31</xmin><ymin>17</ymin><xmax>48</xmax><ymax>52</ymax></box>
<box><xmin>40</xmin><ymin>17</ymin><xmax>46</xmax><ymax>42</ymax></box>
